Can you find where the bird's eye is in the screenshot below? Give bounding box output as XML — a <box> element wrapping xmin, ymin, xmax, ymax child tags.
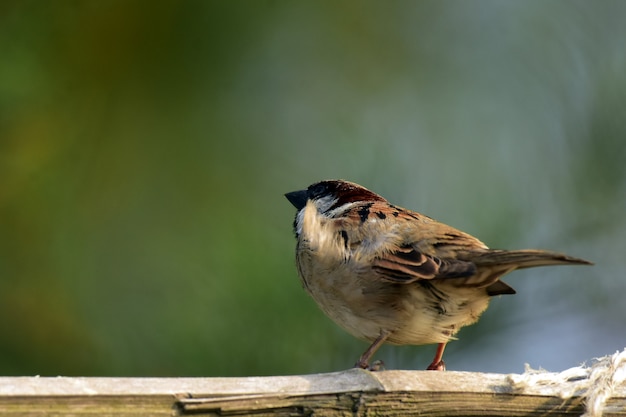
<box><xmin>308</xmin><ymin>183</ymin><xmax>330</xmax><ymax>199</ymax></box>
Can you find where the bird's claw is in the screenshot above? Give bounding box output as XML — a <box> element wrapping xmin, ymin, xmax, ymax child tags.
<box><xmin>354</xmin><ymin>359</ymin><xmax>385</xmax><ymax>371</ymax></box>
<box><xmin>426</xmin><ymin>360</ymin><xmax>446</xmax><ymax>371</ymax></box>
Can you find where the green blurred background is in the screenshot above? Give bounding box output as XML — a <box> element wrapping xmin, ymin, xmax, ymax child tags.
<box><xmin>1</xmin><ymin>1</ymin><xmax>625</xmax><ymax>377</ymax></box>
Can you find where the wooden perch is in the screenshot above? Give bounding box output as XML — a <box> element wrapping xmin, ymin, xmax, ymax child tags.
<box><xmin>1</xmin><ymin>366</ymin><xmax>625</xmax><ymax>416</ymax></box>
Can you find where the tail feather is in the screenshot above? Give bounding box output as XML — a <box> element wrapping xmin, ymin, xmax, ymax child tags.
<box><xmin>449</xmin><ymin>249</ymin><xmax>592</xmax><ymax>295</ymax></box>
<box><xmin>468</xmin><ymin>249</ymin><xmax>593</xmax><ymax>269</ymax></box>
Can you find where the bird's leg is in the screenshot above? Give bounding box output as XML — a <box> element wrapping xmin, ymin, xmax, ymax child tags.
<box><xmin>426</xmin><ymin>342</ymin><xmax>447</xmax><ymax>371</ymax></box>
<box><xmin>354</xmin><ymin>330</ymin><xmax>390</xmax><ymax>370</ymax></box>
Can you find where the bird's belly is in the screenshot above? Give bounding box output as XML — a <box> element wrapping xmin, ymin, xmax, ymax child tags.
<box><xmin>388</xmin><ymin>282</ymin><xmax>492</xmax><ymax>345</ymax></box>
<box><xmin>304</xmin><ymin>268</ymin><xmax>491</xmax><ymax>346</ymax></box>
<box><xmin>304</xmin><ymin>278</ymin><xmax>389</xmax><ymax>342</ymax></box>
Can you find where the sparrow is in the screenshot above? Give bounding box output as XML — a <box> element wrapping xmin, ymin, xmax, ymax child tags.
<box><xmin>285</xmin><ymin>180</ymin><xmax>592</xmax><ymax>371</ymax></box>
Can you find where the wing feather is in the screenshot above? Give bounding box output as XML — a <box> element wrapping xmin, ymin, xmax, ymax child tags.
<box><xmin>372</xmin><ymin>245</ymin><xmax>476</xmax><ymax>283</ymax></box>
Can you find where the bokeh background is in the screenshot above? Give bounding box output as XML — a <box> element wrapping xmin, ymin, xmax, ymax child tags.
<box><xmin>1</xmin><ymin>1</ymin><xmax>625</xmax><ymax>377</ymax></box>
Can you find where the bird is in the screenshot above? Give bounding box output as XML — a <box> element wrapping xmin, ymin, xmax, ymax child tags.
<box><xmin>285</xmin><ymin>179</ymin><xmax>592</xmax><ymax>371</ymax></box>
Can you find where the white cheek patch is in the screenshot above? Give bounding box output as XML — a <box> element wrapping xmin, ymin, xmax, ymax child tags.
<box><xmin>298</xmin><ymin>201</ymin><xmax>351</xmax><ymax>258</ymax></box>
<box><xmin>300</xmin><ymin>201</ymin><xmax>327</xmax><ymax>250</ymax></box>
<box><xmin>294</xmin><ymin>197</ymin><xmax>340</xmax><ymax>236</ymax></box>
<box><xmin>315</xmin><ymin>195</ymin><xmax>339</xmax><ymax>213</ymax></box>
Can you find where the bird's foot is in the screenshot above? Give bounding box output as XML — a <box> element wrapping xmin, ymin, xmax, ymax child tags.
<box><xmin>354</xmin><ymin>359</ymin><xmax>385</xmax><ymax>371</ymax></box>
<box><xmin>426</xmin><ymin>360</ymin><xmax>446</xmax><ymax>371</ymax></box>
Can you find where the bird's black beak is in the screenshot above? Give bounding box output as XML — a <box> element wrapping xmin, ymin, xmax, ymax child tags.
<box><xmin>285</xmin><ymin>189</ymin><xmax>308</xmax><ymax>210</ymax></box>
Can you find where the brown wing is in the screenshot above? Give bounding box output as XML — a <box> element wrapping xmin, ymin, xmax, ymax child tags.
<box><xmin>372</xmin><ymin>245</ymin><xmax>477</xmax><ymax>283</ymax></box>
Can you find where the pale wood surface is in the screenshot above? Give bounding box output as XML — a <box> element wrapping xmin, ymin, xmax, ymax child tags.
<box><xmin>1</xmin><ymin>369</ymin><xmax>625</xmax><ymax>416</ymax></box>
